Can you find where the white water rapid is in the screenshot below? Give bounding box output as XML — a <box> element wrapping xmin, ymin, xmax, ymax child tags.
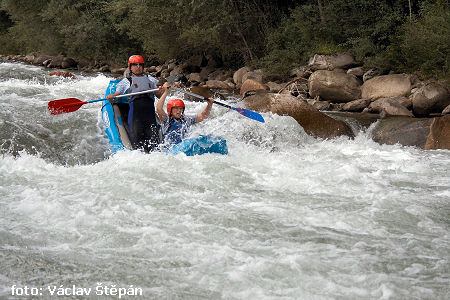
<box><xmin>1</xmin><ymin>62</ymin><xmax>449</xmax><ymax>299</ymax></box>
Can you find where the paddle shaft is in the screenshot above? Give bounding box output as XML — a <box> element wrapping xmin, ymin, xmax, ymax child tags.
<box><xmin>183</xmin><ymin>90</ymin><xmax>265</xmax><ymax>123</ymax></box>
<box><xmin>101</xmin><ymin>88</ymin><xmax>159</xmax><ymax>103</ymax></box>
<box><xmin>183</xmin><ymin>91</ymin><xmax>230</xmax><ymax>108</ymax></box>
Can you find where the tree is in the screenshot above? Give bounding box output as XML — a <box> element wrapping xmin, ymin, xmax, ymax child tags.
<box><xmin>1</xmin><ymin>0</ymin><xmax>63</xmax><ymax>54</ymax></box>
<box><xmin>398</xmin><ymin>1</ymin><xmax>450</xmax><ymax>77</ymax></box>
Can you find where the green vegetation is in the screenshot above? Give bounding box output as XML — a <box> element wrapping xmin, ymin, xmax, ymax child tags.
<box><xmin>0</xmin><ymin>0</ymin><xmax>449</xmax><ymax>79</ymax></box>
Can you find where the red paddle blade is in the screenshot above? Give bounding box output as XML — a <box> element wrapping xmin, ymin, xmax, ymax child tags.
<box><xmin>48</xmin><ymin>98</ymin><xmax>86</xmax><ymax>115</ymax></box>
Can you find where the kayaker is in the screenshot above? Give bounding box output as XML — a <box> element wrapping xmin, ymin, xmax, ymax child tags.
<box><xmin>156</xmin><ymin>83</ymin><xmax>213</xmax><ymax>145</ymax></box>
<box><xmin>106</xmin><ymin>55</ymin><xmax>162</xmax><ymax>152</ymax></box>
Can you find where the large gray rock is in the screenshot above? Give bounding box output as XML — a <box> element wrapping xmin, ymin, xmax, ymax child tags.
<box><xmin>342</xmin><ymin>99</ymin><xmax>372</xmax><ymax>112</ymax></box>
<box><xmin>233</xmin><ymin>67</ymin><xmax>251</xmax><ymax>87</ymax></box>
<box><xmin>240</xmin><ymin>79</ymin><xmax>269</xmax><ymax>97</ymax></box>
<box><xmin>203</xmin><ymin>80</ymin><xmax>233</xmax><ymax>90</ymax></box>
<box><xmin>411</xmin><ymin>83</ymin><xmax>450</xmax><ymax>116</ymax></box>
<box><xmin>362</xmin><ymin>68</ymin><xmax>384</xmax><ymax>82</ymax></box>
<box><xmin>371</xmin><ymin>117</ymin><xmax>432</xmax><ymax>148</ymax></box>
<box><xmin>242</xmin><ymin>69</ymin><xmax>264</xmax><ymax>84</ymax></box>
<box><xmin>188</xmin><ymin>73</ymin><xmax>202</xmax><ymax>83</ymax></box>
<box><xmin>308</xmin><ymin>53</ymin><xmax>356</xmax><ymax>71</ymax></box>
<box><xmin>361</xmin><ymin>74</ymin><xmax>412</xmax><ymax>99</ymax></box>
<box><xmin>266</xmin><ymin>81</ymin><xmax>284</xmax><ymax>93</ymax></box>
<box><xmin>308</xmin><ymin>70</ymin><xmax>361</xmax><ymax>103</ymax></box>
<box><xmin>325</xmin><ymin>112</ymin><xmax>380</xmax><ymax>129</ymax></box>
<box><xmin>33</xmin><ymin>55</ymin><xmax>53</xmax><ymax>66</ymax></box>
<box><xmin>347</xmin><ymin>67</ymin><xmax>365</xmax><ymax>77</ymax></box>
<box><xmin>244</xmin><ymin>91</ymin><xmax>355</xmax><ymax>139</ymax></box>
<box><xmin>46</xmin><ymin>55</ymin><xmax>65</xmax><ymax>68</ymax></box>
<box><xmin>61</xmin><ymin>57</ymin><xmax>77</xmax><ymax>69</ymax></box>
<box><xmin>367</xmin><ymin>98</ymin><xmax>413</xmax><ymax>117</ymax></box>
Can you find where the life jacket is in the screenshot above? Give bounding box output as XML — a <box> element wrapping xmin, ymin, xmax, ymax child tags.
<box><xmin>126</xmin><ymin>75</ymin><xmax>157</xmax><ymax>129</ymax></box>
<box><xmin>164</xmin><ymin>117</ymin><xmax>191</xmax><ymax>145</ymax></box>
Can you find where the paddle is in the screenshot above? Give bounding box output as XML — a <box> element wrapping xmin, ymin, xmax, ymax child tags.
<box><xmin>183</xmin><ymin>90</ymin><xmax>265</xmax><ymax>123</ymax></box>
<box><xmin>48</xmin><ymin>88</ymin><xmax>159</xmax><ymax>115</ymax></box>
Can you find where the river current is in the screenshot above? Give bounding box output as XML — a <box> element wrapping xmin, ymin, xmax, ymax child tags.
<box><xmin>0</xmin><ymin>62</ymin><xmax>449</xmax><ymax>299</ymax></box>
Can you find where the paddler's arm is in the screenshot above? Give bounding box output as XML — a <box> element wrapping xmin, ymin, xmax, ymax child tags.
<box><xmin>106</xmin><ymin>78</ymin><xmax>129</xmax><ymax>103</ymax></box>
<box><xmin>156</xmin><ymin>82</ymin><xmax>170</xmax><ymax>122</ymax></box>
<box><xmin>195</xmin><ymin>97</ymin><xmax>213</xmax><ymax>122</ymax></box>
<box><xmin>106</xmin><ymin>91</ymin><xmax>121</xmax><ymax>103</ymax></box>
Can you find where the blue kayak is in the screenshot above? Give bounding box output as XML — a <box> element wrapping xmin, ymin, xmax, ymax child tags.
<box><xmin>101</xmin><ymin>79</ymin><xmax>228</xmax><ymax>156</ymax></box>
<box><xmin>101</xmin><ymin>79</ymin><xmax>132</xmax><ymax>153</ymax></box>
<box><xmin>168</xmin><ymin>135</ymin><xmax>228</xmax><ymax>156</ymax></box>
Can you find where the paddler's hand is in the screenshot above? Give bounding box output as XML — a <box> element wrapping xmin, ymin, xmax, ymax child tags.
<box><xmin>106</xmin><ymin>94</ymin><xmax>115</xmax><ymax>103</ymax></box>
<box><xmin>160</xmin><ymin>82</ymin><xmax>171</xmax><ymax>94</ymax></box>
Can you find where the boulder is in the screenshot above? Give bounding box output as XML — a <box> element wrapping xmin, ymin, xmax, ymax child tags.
<box><xmin>166</xmin><ymin>74</ymin><xmax>188</xmax><ymax>85</ymax></box>
<box><xmin>61</xmin><ymin>57</ymin><xmax>77</xmax><ymax>69</ymax></box>
<box><xmin>208</xmin><ymin>69</ymin><xmax>232</xmax><ymax>81</ymax></box>
<box><xmin>233</xmin><ymin>67</ymin><xmax>251</xmax><ymax>87</ymax></box>
<box><xmin>111</xmin><ymin>67</ymin><xmax>126</xmax><ymax>76</ymax></box>
<box><xmin>24</xmin><ymin>54</ymin><xmax>36</xmax><ymax>64</ymax></box>
<box><xmin>361</xmin><ymin>74</ymin><xmax>412</xmax><ymax>99</ymax></box>
<box><xmin>290</xmin><ymin>66</ymin><xmax>312</xmax><ymax>79</ymax></box>
<box><xmin>98</xmin><ymin>65</ymin><xmax>110</xmax><ymax>72</ymax></box>
<box><xmin>240</xmin><ymin>79</ymin><xmax>269</xmax><ymax>97</ymax></box>
<box><xmin>367</xmin><ymin>98</ymin><xmax>414</xmax><ymax>117</ymax></box>
<box><xmin>244</xmin><ymin>91</ymin><xmax>355</xmax><ymax>139</ymax></box>
<box><xmin>160</xmin><ymin>69</ymin><xmax>170</xmax><ymax>79</ymax></box>
<box><xmin>33</xmin><ymin>55</ymin><xmax>53</xmax><ymax>66</ymax></box>
<box><xmin>362</xmin><ymin>68</ymin><xmax>384</xmax><ymax>82</ymax></box>
<box><xmin>371</xmin><ymin>117</ymin><xmax>432</xmax><ymax>148</ymax></box>
<box><xmin>169</xmin><ymin>64</ymin><xmax>187</xmax><ymax>76</ymax></box>
<box><xmin>242</xmin><ymin>69</ymin><xmax>264</xmax><ymax>84</ymax></box>
<box><xmin>42</xmin><ymin>59</ymin><xmax>52</xmax><ymax>67</ymax></box>
<box><xmin>199</xmin><ymin>67</ymin><xmax>214</xmax><ymax>81</ymax></box>
<box><xmin>188</xmin><ymin>73</ymin><xmax>202</xmax><ymax>83</ymax></box>
<box><xmin>146</xmin><ymin>66</ymin><xmax>158</xmax><ymax>73</ymax></box>
<box><xmin>443</xmin><ymin>104</ymin><xmax>450</xmax><ymax>114</ymax></box>
<box><xmin>396</xmin><ymin>96</ymin><xmax>413</xmax><ymax>109</ymax></box>
<box><xmin>224</xmin><ymin>79</ymin><xmax>236</xmax><ymax>90</ymax></box>
<box><xmin>342</xmin><ymin>98</ymin><xmax>372</xmax><ymax>112</ymax></box>
<box><xmin>425</xmin><ymin>115</ymin><xmax>450</xmax><ymax>150</ymax></box>
<box><xmin>308</xmin><ymin>53</ymin><xmax>356</xmax><ymax>71</ymax></box>
<box><xmin>307</xmin><ymin>99</ymin><xmax>331</xmax><ymax>111</ymax></box>
<box><xmin>411</xmin><ymin>83</ymin><xmax>450</xmax><ymax>116</ymax></box>
<box><xmin>166</xmin><ymin>61</ymin><xmax>177</xmax><ymax>72</ymax></box>
<box><xmin>46</xmin><ymin>56</ymin><xmax>65</xmax><ymax>68</ymax></box>
<box><xmin>203</xmin><ymin>80</ymin><xmax>233</xmax><ymax>90</ymax></box>
<box><xmin>325</xmin><ymin>112</ymin><xmax>380</xmax><ymax>129</ymax></box>
<box><xmin>330</xmin><ymin>103</ymin><xmax>345</xmax><ymax>111</ymax></box>
<box><xmin>266</xmin><ymin>81</ymin><xmax>284</xmax><ymax>93</ymax></box>
<box><xmin>347</xmin><ymin>67</ymin><xmax>365</xmax><ymax>77</ymax></box>
<box><xmin>308</xmin><ymin>70</ymin><xmax>361</xmax><ymax>103</ymax></box>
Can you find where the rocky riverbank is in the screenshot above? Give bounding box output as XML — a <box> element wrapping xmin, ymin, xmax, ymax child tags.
<box><xmin>1</xmin><ymin>53</ymin><xmax>449</xmax><ymax>150</ymax></box>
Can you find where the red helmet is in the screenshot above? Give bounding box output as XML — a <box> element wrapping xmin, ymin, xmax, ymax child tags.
<box><xmin>167</xmin><ymin>98</ymin><xmax>185</xmax><ymax>116</ymax></box>
<box><xmin>128</xmin><ymin>55</ymin><xmax>145</xmax><ymax>66</ymax></box>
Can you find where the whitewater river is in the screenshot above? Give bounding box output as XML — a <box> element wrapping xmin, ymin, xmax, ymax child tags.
<box><xmin>0</xmin><ymin>62</ymin><xmax>449</xmax><ymax>299</ymax></box>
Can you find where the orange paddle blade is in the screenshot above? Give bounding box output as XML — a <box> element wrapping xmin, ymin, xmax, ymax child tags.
<box><xmin>48</xmin><ymin>98</ymin><xmax>86</xmax><ymax>115</ymax></box>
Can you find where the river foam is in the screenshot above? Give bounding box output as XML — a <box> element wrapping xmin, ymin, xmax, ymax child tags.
<box><xmin>1</xmin><ymin>62</ymin><xmax>449</xmax><ymax>299</ymax></box>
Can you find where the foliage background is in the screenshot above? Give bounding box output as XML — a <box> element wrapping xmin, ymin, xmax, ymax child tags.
<box><xmin>0</xmin><ymin>0</ymin><xmax>449</xmax><ymax>79</ymax></box>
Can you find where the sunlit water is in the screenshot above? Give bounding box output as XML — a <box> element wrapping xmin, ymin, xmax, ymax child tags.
<box><xmin>0</xmin><ymin>62</ymin><xmax>449</xmax><ymax>299</ymax></box>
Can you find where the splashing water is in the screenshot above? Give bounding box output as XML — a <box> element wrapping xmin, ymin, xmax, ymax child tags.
<box><xmin>1</xmin><ymin>62</ymin><xmax>449</xmax><ymax>299</ymax></box>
